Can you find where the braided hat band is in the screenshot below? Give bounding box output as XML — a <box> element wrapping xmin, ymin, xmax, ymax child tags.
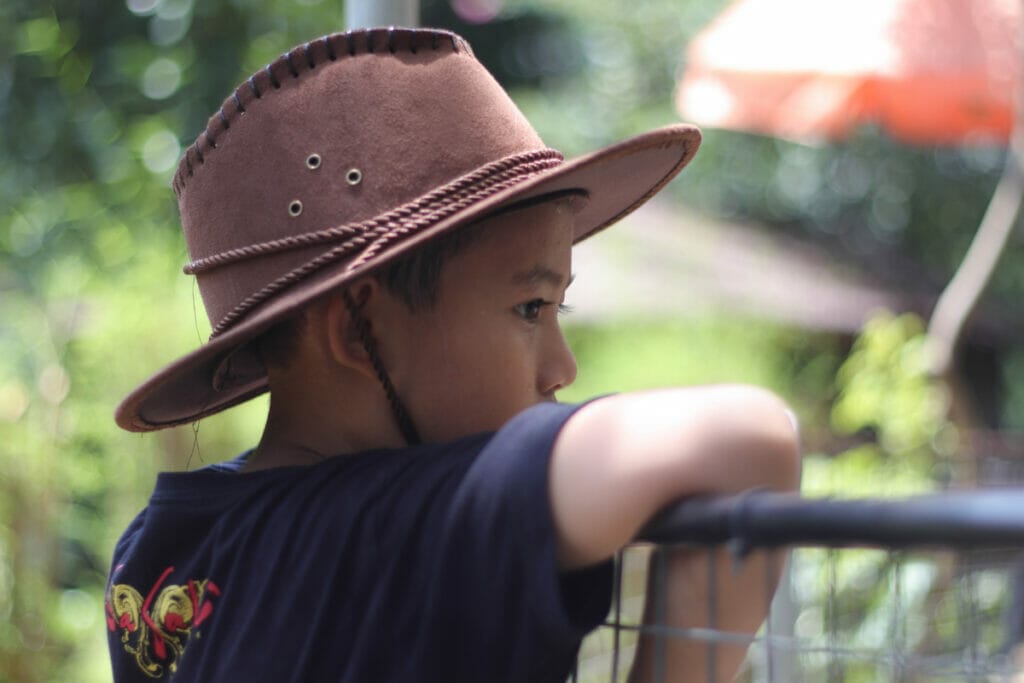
<box><xmin>115</xmin><ymin>27</ymin><xmax>702</xmax><ymax>432</ymax></box>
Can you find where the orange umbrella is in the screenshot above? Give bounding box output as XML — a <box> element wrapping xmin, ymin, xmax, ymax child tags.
<box><xmin>677</xmin><ymin>0</ymin><xmax>1024</xmax><ymax>377</ymax></box>
<box><xmin>677</xmin><ymin>0</ymin><xmax>1020</xmax><ymax>145</ymax></box>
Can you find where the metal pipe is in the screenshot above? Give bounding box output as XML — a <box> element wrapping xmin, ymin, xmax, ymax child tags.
<box><xmin>345</xmin><ymin>0</ymin><xmax>420</xmax><ymax>29</ymax></box>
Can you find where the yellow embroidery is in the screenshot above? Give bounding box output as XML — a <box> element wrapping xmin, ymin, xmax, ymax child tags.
<box><xmin>106</xmin><ymin>567</ymin><xmax>220</xmax><ymax>679</ymax></box>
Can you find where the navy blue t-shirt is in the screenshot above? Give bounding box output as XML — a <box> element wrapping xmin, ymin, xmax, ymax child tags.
<box><xmin>106</xmin><ymin>402</ymin><xmax>612</xmax><ymax>682</ymax></box>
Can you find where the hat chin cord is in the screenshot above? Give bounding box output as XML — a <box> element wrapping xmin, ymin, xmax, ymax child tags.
<box><xmin>342</xmin><ymin>290</ymin><xmax>422</xmax><ymax>446</ymax></box>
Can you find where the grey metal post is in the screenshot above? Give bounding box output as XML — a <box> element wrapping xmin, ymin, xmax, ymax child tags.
<box><xmin>345</xmin><ymin>0</ymin><xmax>420</xmax><ymax>29</ymax></box>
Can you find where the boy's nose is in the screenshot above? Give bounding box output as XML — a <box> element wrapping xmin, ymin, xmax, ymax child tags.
<box><xmin>539</xmin><ymin>329</ymin><xmax>578</xmax><ymax>398</ymax></box>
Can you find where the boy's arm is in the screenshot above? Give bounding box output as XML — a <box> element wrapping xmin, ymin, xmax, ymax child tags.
<box><xmin>549</xmin><ymin>385</ymin><xmax>801</xmax><ymax>569</ymax></box>
<box><xmin>548</xmin><ymin>385</ymin><xmax>801</xmax><ymax>683</ymax></box>
<box><xmin>626</xmin><ymin>544</ymin><xmax>784</xmax><ymax>683</ymax></box>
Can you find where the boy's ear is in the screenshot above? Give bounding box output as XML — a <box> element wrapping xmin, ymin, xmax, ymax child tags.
<box><xmin>322</xmin><ymin>279</ymin><xmax>379</xmax><ymax>380</ymax></box>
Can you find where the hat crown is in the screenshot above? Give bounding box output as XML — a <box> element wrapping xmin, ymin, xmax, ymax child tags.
<box><xmin>176</xmin><ymin>28</ymin><xmax>549</xmax><ymax>334</ymax></box>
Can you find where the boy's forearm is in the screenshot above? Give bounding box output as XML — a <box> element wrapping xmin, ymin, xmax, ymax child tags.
<box><xmin>628</xmin><ymin>546</ymin><xmax>786</xmax><ymax>683</ymax></box>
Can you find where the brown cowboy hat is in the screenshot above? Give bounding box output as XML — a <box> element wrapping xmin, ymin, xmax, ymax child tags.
<box><xmin>116</xmin><ymin>27</ymin><xmax>701</xmax><ymax>432</ymax></box>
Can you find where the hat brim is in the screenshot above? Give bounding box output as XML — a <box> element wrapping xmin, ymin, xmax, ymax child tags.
<box><xmin>116</xmin><ymin>124</ymin><xmax>701</xmax><ymax>431</ymax></box>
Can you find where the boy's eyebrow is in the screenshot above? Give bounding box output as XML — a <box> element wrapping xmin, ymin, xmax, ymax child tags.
<box><xmin>511</xmin><ymin>266</ymin><xmax>575</xmax><ymax>288</ymax></box>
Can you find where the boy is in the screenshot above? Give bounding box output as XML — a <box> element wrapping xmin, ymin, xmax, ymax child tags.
<box><xmin>107</xmin><ymin>27</ymin><xmax>800</xmax><ymax>682</ymax></box>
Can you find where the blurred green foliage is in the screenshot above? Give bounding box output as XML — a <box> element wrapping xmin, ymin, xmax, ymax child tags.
<box><xmin>562</xmin><ymin>317</ymin><xmax>840</xmax><ymax>412</ymax></box>
<box><xmin>805</xmin><ymin>312</ymin><xmax>957</xmax><ymax>499</ymax></box>
<box><xmin>2</xmin><ymin>0</ymin><xmax>1020</xmax><ymax>680</ymax></box>
<box><xmin>832</xmin><ymin>314</ymin><xmax>956</xmax><ymax>464</ymax></box>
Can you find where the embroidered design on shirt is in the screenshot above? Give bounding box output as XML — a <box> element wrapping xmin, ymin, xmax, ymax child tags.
<box><xmin>105</xmin><ymin>566</ymin><xmax>221</xmax><ymax>678</ymax></box>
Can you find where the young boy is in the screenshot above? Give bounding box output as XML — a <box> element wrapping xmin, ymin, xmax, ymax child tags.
<box><xmin>107</xmin><ymin>27</ymin><xmax>800</xmax><ymax>682</ymax></box>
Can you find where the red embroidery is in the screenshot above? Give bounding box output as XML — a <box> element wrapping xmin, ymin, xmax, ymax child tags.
<box><xmin>106</xmin><ymin>567</ymin><xmax>220</xmax><ymax>679</ymax></box>
<box><xmin>189</xmin><ymin>579</ymin><xmax>218</xmax><ymax>627</ymax></box>
<box><xmin>165</xmin><ymin>612</ymin><xmax>185</xmax><ymax>632</ymax></box>
<box><xmin>120</xmin><ymin>613</ymin><xmax>136</xmax><ymax>631</ymax></box>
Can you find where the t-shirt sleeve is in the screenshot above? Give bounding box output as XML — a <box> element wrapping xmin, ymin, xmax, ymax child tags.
<box><xmin>420</xmin><ymin>401</ymin><xmax>613</xmax><ymax>681</ymax></box>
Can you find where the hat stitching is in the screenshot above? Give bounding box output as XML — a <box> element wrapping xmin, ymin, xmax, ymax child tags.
<box><xmin>265</xmin><ymin>64</ymin><xmax>280</xmax><ymax>90</ymax></box>
<box><xmin>174</xmin><ymin>29</ymin><xmax>468</xmax><ymax>194</ymax></box>
<box><xmin>284</xmin><ymin>51</ymin><xmax>299</xmax><ymax>79</ymax></box>
<box><xmin>183</xmin><ymin>148</ymin><xmax>562</xmax><ymax>277</ymax></box>
<box><xmin>204</xmin><ymin>149</ymin><xmax>563</xmax><ymax>338</ymax></box>
<box><xmin>247</xmin><ymin>75</ymin><xmax>261</xmax><ymax>99</ymax></box>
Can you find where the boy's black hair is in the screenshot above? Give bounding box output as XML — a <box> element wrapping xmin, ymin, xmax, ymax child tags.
<box><xmin>373</xmin><ymin>220</ymin><xmax>487</xmax><ymax>312</ymax></box>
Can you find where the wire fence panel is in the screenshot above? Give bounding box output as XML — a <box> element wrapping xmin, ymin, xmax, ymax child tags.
<box><xmin>572</xmin><ymin>490</ymin><xmax>1024</xmax><ymax>682</ymax></box>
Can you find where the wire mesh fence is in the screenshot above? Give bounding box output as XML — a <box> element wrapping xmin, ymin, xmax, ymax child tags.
<box><xmin>573</xmin><ymin>490</ymin><xmax>1024</xmax><ymax>682</ymax></box>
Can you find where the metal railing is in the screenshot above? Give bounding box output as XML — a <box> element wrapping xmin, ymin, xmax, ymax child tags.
<box><xmin>574</xmin><ymin>489</ymin><xmax>1024</xmax><ymax>682</ymax></box>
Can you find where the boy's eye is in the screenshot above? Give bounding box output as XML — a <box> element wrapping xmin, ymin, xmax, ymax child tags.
<box><xmin>514</xmin><ymin>299</ymin><xmax>574</xmax><ymax>322</ymax></box>
<box><xmin>515</xmin><ymin>299</ymin><xmax>546</xmax><ymax>321</ymax></box>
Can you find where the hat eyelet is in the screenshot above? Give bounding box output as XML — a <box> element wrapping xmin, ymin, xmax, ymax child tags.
<box><xmin>306</xmin><ymin>154</ymin><xmax>321</xmax><ymax>170</ymax></box>
<box><xmin>345</xmin><ymin>168</ymin><xmax>363</xmax><ymax>186</ymax></box>
<box><xmin>288</xmin><ymin>200</ymin><xmax>303</xmax><ymax>217</ymax></box>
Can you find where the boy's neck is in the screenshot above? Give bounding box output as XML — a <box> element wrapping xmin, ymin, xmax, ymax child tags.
<box><xmin>242</xmin><ymin>371</ymin><xmax>406</xmax><ymax>472</ymax></box>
